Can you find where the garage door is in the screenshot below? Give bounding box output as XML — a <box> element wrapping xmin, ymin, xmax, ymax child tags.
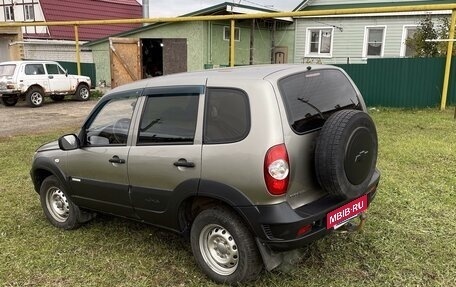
<box><xmin>109</xmin><ymin>37</ymin><xmax>141</xmax><ymax>88</ymax></box>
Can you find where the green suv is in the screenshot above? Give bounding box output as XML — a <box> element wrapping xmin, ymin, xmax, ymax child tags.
<box><xmin>31</xmin><ymin>64</ymin><xmax>380</xmax><ymax>284</ymax></box>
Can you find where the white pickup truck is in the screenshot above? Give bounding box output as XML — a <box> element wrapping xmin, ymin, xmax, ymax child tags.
<box><xmin>0</xmin><ymin>60</ymin><xmax>91</xmax><ymax>107</ymax></box>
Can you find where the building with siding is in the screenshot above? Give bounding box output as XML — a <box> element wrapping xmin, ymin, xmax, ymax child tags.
<box><xmin>85</xmin><ymin>2</ymin><xmax>295</xmax><ymax>88</ymax></box>
<box><xmin>293</xmin><ymin>0</ymin><xmax>453</xmax><ymax>64</ymax></box>
<box><xmin>0</xmin><ymin>0</ymin><xmax>142</xmax><ymax>63</ymax></box>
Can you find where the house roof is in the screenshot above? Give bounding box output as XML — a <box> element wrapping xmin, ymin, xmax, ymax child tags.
<box><xmin>85</xmin><ymin>1</ymin><xmax>289</xmax><ymax>47</ymax></box>
<box><xmin>34</xmin><ymin>0</ymin><xmax>142</xmax><ymax>41</ymax></box>
<box><xmin>294</xmin><ymin>0</ymin><xmax>456</xmax><ymax>11</ymax></box>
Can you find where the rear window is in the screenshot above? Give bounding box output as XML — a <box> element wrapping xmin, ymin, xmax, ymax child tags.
<box><xmin>0</xmin><ymin>65</ymin><xmax>16</xmax><ymax>77</ymax></box>
<box><xmin>278</xmin><ymin>69</ymin><xmax>360</xmax><ymax>134</ymax></box>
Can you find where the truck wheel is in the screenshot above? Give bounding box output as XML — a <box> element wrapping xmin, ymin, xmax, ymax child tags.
<box><xmin>50</xmin><ymin>95</ymin><xmax>65</xmax><ymax>101</ymax></box>
<box><xmin>190</xmin><ymin>206</ymin><xmax>262</xmax><ymax>284</ymax></box>
<box><xmin>26</xmin><ymin>87</ymin><xmax>44</xmax><ymax>107</ymax></box>
<box><xmin>40</xmin><ymin>175</ymin><xmax>81</xmax><ymax>230</ymax></box>
<box><xmin>74</xmin><ymin>84</ymin><xmax>90</xmax><ymax>101</ymax></box>
<box><xmin>1</xmin><ymin>96</ymin><xmax>18</xmax><ymax>106</ymax></box>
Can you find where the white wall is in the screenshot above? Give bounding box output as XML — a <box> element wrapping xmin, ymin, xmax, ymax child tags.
<box><xmin>23</xmin><ymin>42</ymin><xmax>93</xmax><ymax>63</ymax></box>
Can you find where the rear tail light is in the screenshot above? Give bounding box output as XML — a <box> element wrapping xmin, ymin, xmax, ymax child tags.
<box><xmin>264</xmin><ymin>144</ymin><xmax>289</xmax><ymax>196</ymax></box>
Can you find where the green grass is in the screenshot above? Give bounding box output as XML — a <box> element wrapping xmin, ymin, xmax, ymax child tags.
<box><xmin>1</xmin><ymin>108</ymin><xmax>455</xmax><ymax>286</ymax></box>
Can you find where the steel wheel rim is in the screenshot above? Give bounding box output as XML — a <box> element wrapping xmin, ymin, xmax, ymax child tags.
<box><xmin>79</xmin><ymin>87</ymin><xmax>89</xmax><ymax>100</ymax></box>
<box><xmin>45</xmin><ymin>187</ymin><xmax>69</xmax><ymax>222</ymax></box>
<box><xmin>199</xmin><ymin>224</ymin><xmax>239</xmax><ymax>276</ymax></box>
<box><xmin>31</xmin><ymin>92</ymin><xmax>43</xmax><ymax>105</ymax></box>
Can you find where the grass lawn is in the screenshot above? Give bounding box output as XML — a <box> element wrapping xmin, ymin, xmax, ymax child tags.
<box><xmin>0</xmin><ymin>108</ymin><xmax>455</xmax><ymax>286</ymax></box>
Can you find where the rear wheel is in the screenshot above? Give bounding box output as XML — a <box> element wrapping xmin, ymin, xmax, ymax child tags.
<box><xmin>190</xmin><ymin>207</ymin><xmax>262</xmax><ymax>284</ymax></box>
<box><xmin>74</xmin><ymin>84</ymin><xmax>90</xmax><ymax>101</ymax></box>
<box><xmin>1</xmin><ymin>96</ymin><xmax>18</xmax><ymax>106</ymax></box>
<box><xmin>26</xmin><ymin>87</ymin><xmax>44</xmax><ymax>107</ymax></box>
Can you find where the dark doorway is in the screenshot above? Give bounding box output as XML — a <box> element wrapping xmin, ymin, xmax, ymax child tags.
<box><xmin>142</xmin><ymin>39</ymin><xmax>163</xmax><ymax>78</ymax></box>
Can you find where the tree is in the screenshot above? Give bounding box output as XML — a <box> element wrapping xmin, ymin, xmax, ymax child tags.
<box><xmin>406</xmin><ymin>15</ymin><xmax>456</xmax><ymax>57</ymax></box>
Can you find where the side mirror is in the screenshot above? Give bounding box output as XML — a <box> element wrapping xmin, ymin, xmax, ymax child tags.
<box><xmin>58</xmin><ymin>134</ymin><xmax>80</xmax><ymax>150</ymax></box>
<box><xmin>65</xmin><ymin>70</ymin><xmax>68</xmax><ymax>77</ymax></box>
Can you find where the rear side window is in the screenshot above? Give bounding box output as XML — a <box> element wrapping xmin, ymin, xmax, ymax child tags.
<box><xmin>25</xmin><ymin>64</ymin><xmax>45</xmax><ymax>75</ymax></box>
<box><xmin>0</xmin><ymin>64</ymin><xmax>16</xmax><ymax>76</ymax></box>
<box><xmin>204</xmin><ymin>88</ymin><xmax>250</xmax><ymax>144</ymax></box>
<box><xmin>278</xmin><ymin>69</ymin><xmax>360</xmax><ymax>134</ymax></box>
<box><xmin>138</xmin><ymin>93</ymin><xmax>199</xmax><ymax>145</ymax></box>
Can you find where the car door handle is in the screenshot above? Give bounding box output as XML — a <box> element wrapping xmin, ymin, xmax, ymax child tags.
<box><xmin>173</xmin><ymin>158</ymin><xmax>195</xmax><ymax>168</ymax></box>
<box><xmin>109</xmin><ymin>155</ymin><xmax>125</xmax><ymax>164</ymax></box>
<box><xmin>48</xmin><ymin>75</ymin><xmax>54</xmax><ymax>79</ymax></box>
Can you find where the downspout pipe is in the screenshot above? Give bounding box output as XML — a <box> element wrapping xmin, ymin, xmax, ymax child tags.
<box><xmin>143</xmin><ymin>0</ymin><xmax>150</xmax><ymax>26</ymax></box>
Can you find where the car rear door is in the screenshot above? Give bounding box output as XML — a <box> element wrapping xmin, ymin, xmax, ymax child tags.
<box><xmin>128</xmin><ymin>86</ymin><xmax>204</xmax><ymax>230</ymax></box>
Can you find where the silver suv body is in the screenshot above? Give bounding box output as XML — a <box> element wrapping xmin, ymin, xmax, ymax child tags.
<box><xmin>0</xmin><ymin>60</ymin><xmax>91</xmax><ymax>107</ymax></box>
<box><xmin>31</xmin><ymin>64</ymin><xmax>380</xmax><ymax>284</ymax></box>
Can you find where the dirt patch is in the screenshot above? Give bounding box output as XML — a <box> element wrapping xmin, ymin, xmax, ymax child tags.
<box><xmin>0</xmin><ymin>99</ymin><xmax>97</xmax><ymax>138</ymax></box>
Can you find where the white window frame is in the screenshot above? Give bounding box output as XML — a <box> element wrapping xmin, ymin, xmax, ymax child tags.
<box><xmin>362</xmin><ymin>26</ymin><xmax>387</xmax><ymax>58</ymax></box>
<box><xmin>305</xmin><ymin>27</ymin><xmax>334</xmax><ymax>58</ymax></box>
<box><xmin>223</xmin><ymin>26</ymin><xmax>240</xmax><ymax>42</ymax></box>
<box><xmin>400</xmin><ymin>25</ymin><xmax>418</xmax><ymax>57</ymax></box>
<box><xmin>4</xmin><ymin>5</ymin><xmax>14</xmax><ymax>21</ymax></box>
<box><xmin>24</xmin><ymin>4</ymin><xmax>35</xmax><ymax>21</ymax></box>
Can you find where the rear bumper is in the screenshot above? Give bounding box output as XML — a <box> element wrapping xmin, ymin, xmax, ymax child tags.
<box><xmin>0</xmin><ymin>90</ymin><xmax>20</xmax><ymax>96</ymax></box>
<box><xmin>239</xmin><ymin>169</ymin><xmax>380</xmax><ymax>251</ymax></box>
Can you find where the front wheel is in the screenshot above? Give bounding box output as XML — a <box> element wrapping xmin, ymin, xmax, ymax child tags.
<box><xmin>39</xmin><ymin>175</ymin><xmax>82</xmax><ymax>229</ymax></box>
<box><xmin>74</xmin><ymin>84</ymin><xmax>90</xmax><ymax>101</ymax></box>
<box><xmin>190</xmin><ymin>207</ymin><xmax>262</xmax><ymax>284</ymax></box>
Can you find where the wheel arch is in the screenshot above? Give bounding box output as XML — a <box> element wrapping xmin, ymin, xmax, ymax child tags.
<box><xmin>31</xmin><ymin>157</ymin><xmax>70</xmax><ymax>195</ymax></box>
<box><xmin>25</xmin><ymin>84</ymin><xmax>46</xmax><ymax>95</ymax></box>
<box><xmin>177</xmin><ymin>180</ymin><xmax>257</xmax><ymax>238</ymax></box>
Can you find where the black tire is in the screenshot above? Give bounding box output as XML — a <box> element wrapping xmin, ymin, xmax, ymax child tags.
<box><xmin>315</xmin><ymin>109</ymin><xmax>378</xmax><ymax>199</ymax></box>
<box><xmin>74</xmin><ymin>84</ymin><xmax>90</xmax><ymax>101</ymax></box>
<box><xmin>39</xmin><ymin>175</ymin><xmax>82</xmax><ymax>230</ymax></box>
<box><xmin>190</xmin><ymin>206</ymin><xmax>263</xmax><ymax>284</ymax></box>
<box><xmin>1</xmin><ymin>96</ymin><xmax>18</xmax><ymax>106</ymax></box>
<box><xmin>26</xmin><ymin>87</ymin><xmax>44</xmax><ymax>107</ymax></box>
<box><xmin>50</xmin><ymin>95</ymin><xmax>65</xmax><ymax>101</ymax></box>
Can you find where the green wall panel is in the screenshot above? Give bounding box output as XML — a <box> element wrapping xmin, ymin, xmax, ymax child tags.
<box><xmin>337</xmin><ymin>57</ymin><xmax>456</xmax><ymax>108</ymax></box>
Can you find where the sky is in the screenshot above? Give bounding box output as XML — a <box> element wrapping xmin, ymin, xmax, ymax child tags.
<box><xmin>137</xmin><ymin>0</ymin><xmax>301</xmax><ymax>17</ymax></box>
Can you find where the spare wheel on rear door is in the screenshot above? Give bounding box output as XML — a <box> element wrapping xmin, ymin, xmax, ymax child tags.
<box><xmin>315</xmin><ymin>109</ymin><xmax>378</xmax><ymax>199</ymax></box>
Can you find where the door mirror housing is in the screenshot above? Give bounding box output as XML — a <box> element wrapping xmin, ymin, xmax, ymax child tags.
<box><xmin>58</xmin><ymin>134</ymin><xmax>80</xmax><ymax>150</ymax></box>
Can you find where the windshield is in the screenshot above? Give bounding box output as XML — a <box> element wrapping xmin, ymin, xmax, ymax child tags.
<box><xmin>278</xmin><ymin>69</ymin><xmax>361</xmax><ymax>134</ymax></box>
<box><xmin>0</xmin><ymin>64</ymin><xmax>16</xmax><ymax>77</ymax></box>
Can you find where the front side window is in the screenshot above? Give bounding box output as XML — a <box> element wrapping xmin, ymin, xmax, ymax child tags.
<box><xmin>85</xmin><ymin>97</ymin><xmax>137</xmax><ymax>146</ymax></box>
<box><xmin>25</xmin><ymin>64</ymin><xmax>45</xmax><ymax>75</ymax></box>
<box><xmin>364</xmin><ymin>26</ymin><xmax>386</xmax><ymax>57</ymax></box>
<box><xmin>45</xmin><ymin>64</ymin><xmax>65</xmax><ymax>75</ymax></box>
<box><xmin>204</xmin><ymin>88</ymin><xmax>250</xmax><ymax>144</ymax></box>
<box><xmin>223</xmin><ymin>26</ymin><xmax>241</xmax><ymax>41</ymax></box>
<box><xmin>4</xmin><ymin>6</ymin><xmax>14</xmax><ymax>21</ymax></box>
<box><xmin>24</xmin><ymin>4</ymin><xmax>35</xmax><ymax>21</ymax></box>
<box><xmin>306</xmin><ymin>28</ymin><xmax>333</xmax><ymax>57</ymax></box>
<box><xmin>138</xmin><ymin>93</ymin><xmax>199</xmax><ymax>145</ymax></box>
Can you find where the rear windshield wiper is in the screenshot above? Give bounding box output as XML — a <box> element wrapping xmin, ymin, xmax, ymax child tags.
<box><xmin>297</xmin><ymin>97</ymin><xmax>324</xmax><ymax>119</ymax></box>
